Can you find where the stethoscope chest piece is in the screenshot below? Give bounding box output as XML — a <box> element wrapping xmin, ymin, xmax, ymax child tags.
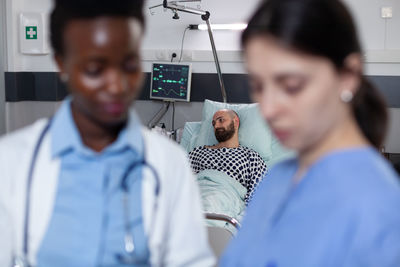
<box><xmin>12</xmin><ymin>255</ymin><xmax>30</xmax><ymax>267</ymax></box>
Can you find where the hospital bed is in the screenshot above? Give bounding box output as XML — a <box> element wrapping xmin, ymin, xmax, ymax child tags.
<box><xmin>180</xmin><ymin>99</ymin><xmax>294</xmax><ymax>259</ymax></box>
<box><xmin>205</xmin><ymin>213</ymin><xmax>240</xmax><ymax>260</ymax></box>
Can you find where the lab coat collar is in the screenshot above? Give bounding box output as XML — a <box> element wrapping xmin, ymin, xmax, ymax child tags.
<box><xmin>50</xmin><ymin>98</ymin><xmax>143</xmax><ymax>158</ymax></box>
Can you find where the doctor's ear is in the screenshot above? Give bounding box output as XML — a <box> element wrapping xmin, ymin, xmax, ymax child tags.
<box><xmin>339</xmin><ymin>53</ymin><xmax>362</xmax><ymax>97</ymax></box>
<box><xmin>60</xmin><ymin>73</ymin><xmax>69</xmax><ymax>83</ymax></box>
<box><xmin>54</xmin><ymin>55</ymin><xmax>69</xmax><ymax>83</ymax></box>
<box><xmin>54</xmin><ymin>54</ymin><xmax>65</xmax><ymax>72</ymax></box>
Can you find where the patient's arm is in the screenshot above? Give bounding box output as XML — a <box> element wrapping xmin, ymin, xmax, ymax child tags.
<box><xmin>245</xmin><ymin>151</ymin><xmax>268</xmax><ymax>204</ymax></box>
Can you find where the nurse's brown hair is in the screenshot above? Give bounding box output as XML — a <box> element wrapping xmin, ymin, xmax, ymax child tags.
<box><xmin>242</xmin><ymin>0</ymin><xmax>388</xmax><ymax>148</ymax></box>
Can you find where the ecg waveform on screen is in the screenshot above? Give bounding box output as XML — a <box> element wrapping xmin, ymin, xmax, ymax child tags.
<box><xmin>152</xmin><ymin>87</ymin><xmax>186</xmax><ymax>97</ymax></box>
<box><xmin>151</xmin><ymin>64</ymin><xmax>191</xmax><ymax>101</ymax></box>
<box><xmin>152</xmin><ymin>77</ymin><xmax>188</xmax><ymax>97</ymax></box>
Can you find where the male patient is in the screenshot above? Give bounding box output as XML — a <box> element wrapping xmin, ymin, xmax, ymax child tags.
<box><xmin>188</xmin><ymin>109</ymin><xmax>267</xmax><ymax>204</ymax></box>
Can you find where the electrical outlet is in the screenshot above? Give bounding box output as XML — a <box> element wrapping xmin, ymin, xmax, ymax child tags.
<box><xmin>381</xmin><ymin>7</ymin><xmax>393</xmax><ymax>18</ymax></box>
<box><xmin>155</xmin><ymin>50</ymin><xmax>167</xmax><ymax>60</ymax></box>
<box><xmin>167</xmin><ymin>50</ymin><xmax>179</xmax><ymax>61</ymax></box>
<box><xmin>362</xmin><ymin>53</ymin><xmax>368</xmax><ymax>62</ymax></box>
<box><xmin>181</xmin><ymin>50</ymin><xmax>193</xmax><ymax>61</ymax></box>
<box><xmin>154</xmin><ymin>50</ymin><xmax>193</xmax><ymax>62</ymax></box>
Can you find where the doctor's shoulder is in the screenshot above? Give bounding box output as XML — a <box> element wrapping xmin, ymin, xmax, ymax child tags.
<box><xmin>0</xmin><ymin>119</ymin><xmax>49</xmax><ymax>198</ymax></box>
<box><xmin>0</xmin><ymin>119</ymin><xmax>49</xmax><ymax>160</ymax></box>
<box><xmin>140</xmin><ymin>126</ymin><xmax>191</xmax><ymax>168</ymax></box>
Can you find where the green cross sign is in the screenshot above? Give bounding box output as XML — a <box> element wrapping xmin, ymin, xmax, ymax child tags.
<box><xmin>26</xmin><ymin>26</ymin><xmax>37</xmax><ymax>40</ymax></box>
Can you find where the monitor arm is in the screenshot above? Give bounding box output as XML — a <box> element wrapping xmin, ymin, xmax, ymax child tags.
<box><xmin>162</xmin><ymin>0</ymin><xmax>227</xmax><ymax>103</ymax></box>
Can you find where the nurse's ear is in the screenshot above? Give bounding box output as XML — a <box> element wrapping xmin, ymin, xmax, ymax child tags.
<box><xmin>338</xmin><ymin>53</ymin><xmax>362</xmax><ymax>97</ymax></box>
<box><xmin>55</xmin><ymin>54</ymin><xmax>69</xmax><ymax>83</ymax></box>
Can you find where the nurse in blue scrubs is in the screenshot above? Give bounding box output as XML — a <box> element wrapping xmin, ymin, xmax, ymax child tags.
<box><xmin>221</xmin><ymin>0</ymin><xmax>400</xmax><ymax>266</ymax></box>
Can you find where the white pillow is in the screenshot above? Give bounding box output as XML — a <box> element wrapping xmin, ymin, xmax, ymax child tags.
<box><xmin>186</xmin><ymin>100</ymin><xmax>294</xmax><ymax>167</ymax></box>
<box><xmin>195</xmin><ymin>100</ymin><xmax>276</xmax><ymax>162</ymax></box>
<box><xmin>180</xmin><ymin>121</ymin><xmax>202</xmax><ymax>153</ymax></box>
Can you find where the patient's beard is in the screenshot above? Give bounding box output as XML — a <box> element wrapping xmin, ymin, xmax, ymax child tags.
<box><xmin>215</xmin><ymin>121</ymin><xmax>235</xmax><ymax>143</ymax></box>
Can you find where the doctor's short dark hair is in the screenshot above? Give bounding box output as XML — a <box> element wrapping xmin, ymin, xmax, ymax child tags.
<box><xmin>50</xmin><ymin>0</ymin><xmax>145</xmax><ymax>56</ymax></box>
<box><xmin>242</xmin><ymin>0</ymin><xmax>388</xmax><ymax>149</ymax></box>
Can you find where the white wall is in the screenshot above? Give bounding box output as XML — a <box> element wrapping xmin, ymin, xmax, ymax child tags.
<box><xmin>0</xmin><ymin>0</ymin><xmax>7</xmax><ymax>134</ymax></box>
<box><xmin>5</xmin><ymin>0</ymin><xmax>400</xmax><ymax>73</ymax></box>
<box><xmin>5</xmin><ymin>0</ymin><xmax>54</xmax><ymax>72</ymax></box>
<box><xmin>3</xmin><ymin>0</ymin><xmax>400</xmax><ymax>152</ymax></box>
<box><xmin>387</xmin><ymin>108</ymin><xmax>400</xmax><ymax>153</ymax></box>
<box><xmin>345</xmin><ymin>0</ymin><xmax>400</xmax><ymax>50</ymax></box>
<box><xmin>5</xmin><ymin>100</ymin><xmax>204</xmax><ymax>134</ymax></box>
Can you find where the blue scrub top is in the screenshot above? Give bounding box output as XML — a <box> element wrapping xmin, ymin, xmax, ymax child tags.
<box><xmin>221</xmin><ymin>147</ymin><xmax>400</xmax><ymax>267</ymax></box>
<box><xmin>36</xmin><ymin>99</ymin><xmax>150</xmax><ymax>266</ymax></box>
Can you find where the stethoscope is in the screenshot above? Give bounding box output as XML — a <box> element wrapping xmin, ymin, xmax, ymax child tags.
<box><xmin>13</xmin><ymin>119</ymin><xmax>161</xmax><ymax>267</ymax></box>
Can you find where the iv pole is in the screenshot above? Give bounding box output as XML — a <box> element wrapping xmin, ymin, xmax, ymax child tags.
<box><xmin>162</xmin><ymin>0</ymin><xmax>228</xmax><ymax>103</ymax></box>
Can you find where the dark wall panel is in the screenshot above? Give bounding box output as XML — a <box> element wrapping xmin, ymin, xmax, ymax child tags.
<box><xmin>368</xmin><ymin>76</ymin><xmax>400</xmax><ymax>108</ymax></box>
<box><xmin>5</xmin><ymin>72</ymin><xmax>68</xmax><ymax>101</ymax></box>
<box><xmin>5</xmin><ymin>72</ymin><xmax>400</xmax><ymax>107</ymax></box>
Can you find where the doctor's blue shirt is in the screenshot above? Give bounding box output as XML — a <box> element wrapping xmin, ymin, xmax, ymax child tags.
<box><xmin>221</xmin><ymin>147</ymin><xmax>400</xmax><ymax>267</ymax></box>
<box><xmin>36</xmin><ymin>99</ymin><xmax>150</xmax><ymax>266</ymax></box>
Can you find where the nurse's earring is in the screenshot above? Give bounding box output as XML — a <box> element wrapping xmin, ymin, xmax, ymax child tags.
<box><xmin>60</xmin><ymin>73</ymin><xmax>69</xmax><ymax>83</ymax></box>
<box><xmin>340</xmin><ymin>90</ymin><xmax>353</xmax><ymax>103</ymax></box>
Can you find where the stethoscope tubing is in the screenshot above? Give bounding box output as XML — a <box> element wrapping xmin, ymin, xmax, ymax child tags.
<box><xmin>20</xmin><ymin>118</ymin><xmax>160</xmax><ymax>266</ymax></box>
<box><xmin>23</xmin><ymin>119</ymin><xmax>53</xmax><ymax>257</ymax></box>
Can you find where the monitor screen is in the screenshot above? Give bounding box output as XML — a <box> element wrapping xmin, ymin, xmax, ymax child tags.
<box><xmin>150</xmin><ymin>62</ymin><xmax>192</xmax><ymax>102</ymax></box>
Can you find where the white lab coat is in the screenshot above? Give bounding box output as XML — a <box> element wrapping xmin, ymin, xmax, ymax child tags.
<box><xmin>0</xmin><ymin>118</ymin><xmax>215</xmax><ymax>267</ymax></box>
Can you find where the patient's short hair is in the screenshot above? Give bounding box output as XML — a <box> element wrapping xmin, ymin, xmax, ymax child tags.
<box><xmin>222</xmin><ymin>109</ymin><xmax>240</xmax><ymax>128</ymax></box>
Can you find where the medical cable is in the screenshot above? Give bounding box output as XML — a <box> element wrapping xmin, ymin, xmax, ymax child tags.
<box><xmin>171</xmin><ymin>102</ymin><xmax>175</xmax><ymax>134</ymax></box>
<box><xmin>178</xmin><ymin>26</ymin><xmax>190</xmax><ymax>62</ymax></box>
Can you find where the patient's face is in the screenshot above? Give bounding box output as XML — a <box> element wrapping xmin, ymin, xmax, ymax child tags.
<box><xmin>244</xmin><ymin>36</ymin><xmax>346</xmax><ymax>152</ymax></box>
<box><xmin>212</xmin><ymin>111</ymin><xmax>236</xmax><ymax>142</ymax></box>
<box><xmin>215</xmin><ymin>120</ymin><xmax>235</xmax><ymax>142</ymax></box>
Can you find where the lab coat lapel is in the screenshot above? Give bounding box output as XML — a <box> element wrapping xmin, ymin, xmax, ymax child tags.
<box><xmin>28</xmin><ymin>124</ymin><xmax>60</xmax><ymax>265</ymax></box>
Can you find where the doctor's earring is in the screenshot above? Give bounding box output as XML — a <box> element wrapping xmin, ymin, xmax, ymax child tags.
<box><xmin>340</xmin><ymin>90</ymin><xmax>353</xmax><ymax>103</ymax></box>
<box><xmin>60</xmin><ymin>73</ymin><xmax>69</xmax><ymax>83</ymax></box>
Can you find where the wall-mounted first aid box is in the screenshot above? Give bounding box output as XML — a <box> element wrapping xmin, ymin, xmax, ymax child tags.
<box><xmin>19</xmin><ymin>13</ymin><xmax>49</xmax><ymax>54</ymax></box>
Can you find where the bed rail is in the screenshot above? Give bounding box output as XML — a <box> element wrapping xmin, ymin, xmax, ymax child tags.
<box><xmin>205</xmin><ymin>212</ymin><xmax>241</xmax><ymax>229</ymax></box>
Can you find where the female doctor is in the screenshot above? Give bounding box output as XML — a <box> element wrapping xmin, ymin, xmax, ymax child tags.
<box><xmin>0</xmin><ymin>0</ymin><xmax>214</xmax><ymax>266</ymax></box>
<box><xmin>221</xmin><ymin>0</ymin><xmax>400</xmax><ymax>266</ymax></box>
